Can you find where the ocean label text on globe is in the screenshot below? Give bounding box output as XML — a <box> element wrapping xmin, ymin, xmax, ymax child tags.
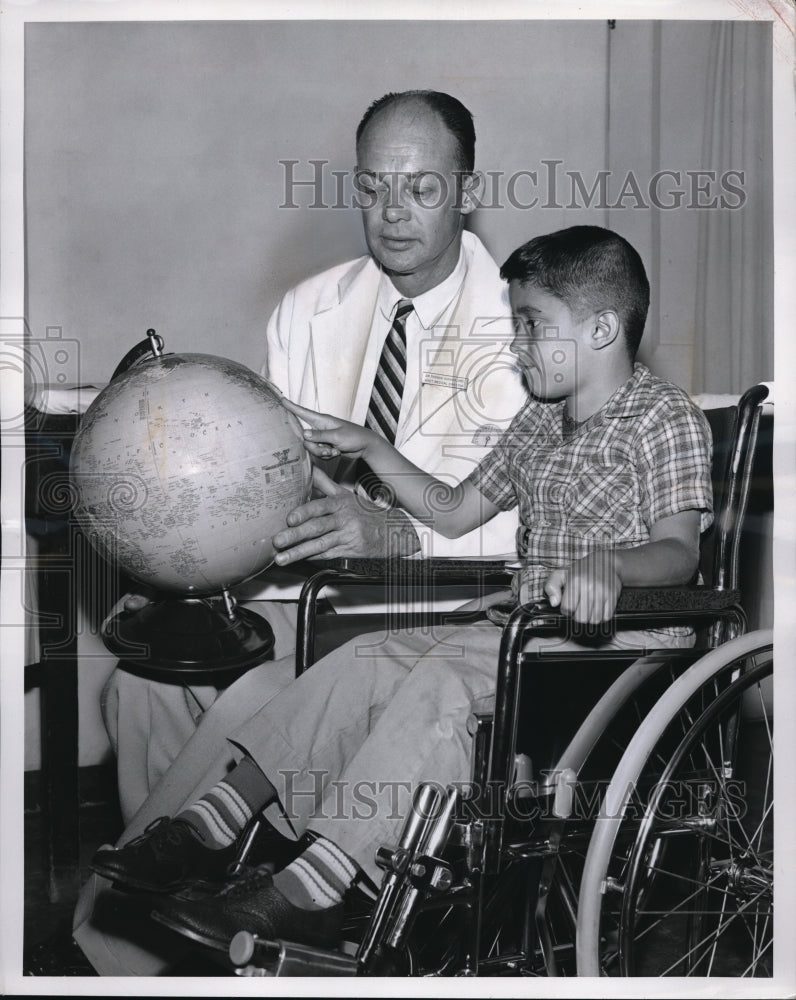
<box><xmin>70</xmin><ymin>353</ymin><xmax>312</xmax><ymax>595</ymax></box>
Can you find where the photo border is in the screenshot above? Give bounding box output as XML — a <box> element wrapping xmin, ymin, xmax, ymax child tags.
<box><xmin>1</xmin><ymin>1</ymin><xmax>793</xmax><ymax>996</ymax></box>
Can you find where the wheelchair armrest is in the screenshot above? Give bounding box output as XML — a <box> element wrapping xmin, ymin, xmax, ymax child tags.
<box><xmin>295</xmin><ymin>557</ymin><xmax>514</xmax><ymax>676</ymax></box>
<box><xmin>301</xmin><ymin>555</ymin><xmax>514</xmax><ymax>582</ymax></box>
<box><xmin>501</xmin><ymin>585</ymin><xmax>743</xmax><ymax>633</ymax></box>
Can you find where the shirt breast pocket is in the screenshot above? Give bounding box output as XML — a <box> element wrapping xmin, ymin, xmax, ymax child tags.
<box><xmin>565</xmin><ymin>456</ymin><xmax>641</xmax><ymax>541</ymax></box>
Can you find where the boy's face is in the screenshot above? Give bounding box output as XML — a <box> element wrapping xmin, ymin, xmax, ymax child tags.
<box><xmin>509</xmin><ymin>281</ymin><xmax>589</xmax><ymax>402</ymax></box>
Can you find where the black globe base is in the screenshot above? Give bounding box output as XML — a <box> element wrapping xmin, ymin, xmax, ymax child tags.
<box><xmin>102</xmin><ymin>596</ymin><xmax>275</xmax><ymax>673</ymax></box>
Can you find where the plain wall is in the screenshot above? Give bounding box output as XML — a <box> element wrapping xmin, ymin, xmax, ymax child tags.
<box><xmin>25</xmin><ymin>19</ymin><xmax>773</xmax><ymax>389</ymax></box>
<box><xmin>23</xmin><ymin>19</ymin><xmax>609</xmax><ymax>383</ymax></box>
<box><xmin>22</xmin><ymin>19</ymin><xmax>774</xmax><ymax>768</ymax></box>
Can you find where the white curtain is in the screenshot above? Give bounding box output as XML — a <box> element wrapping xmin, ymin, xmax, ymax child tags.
<box><xmin>694</xmin><ymin>22</ymin><xmax>774</xmax><ymax>393</ymax></box>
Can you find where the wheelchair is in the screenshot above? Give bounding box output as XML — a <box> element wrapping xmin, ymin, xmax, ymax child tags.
<box><xmin>219</xmin><ymin>383</ymin><xmax>775</xmax><ymax>978</ymax></box>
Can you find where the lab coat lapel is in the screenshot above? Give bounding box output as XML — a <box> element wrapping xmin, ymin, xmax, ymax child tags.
<box><xmin>307</xmin><ymin>258</ymin><xmax>379</xmax><ymax>417</ymax></box>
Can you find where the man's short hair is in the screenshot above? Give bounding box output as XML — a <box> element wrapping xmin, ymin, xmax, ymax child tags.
<box><xmin>355</xmin><ymin>90</ymin><xmax>476</xmax><ymax>173</ymax></box>
<box><xmin>500</xmin><ymin>226</ymin><xmax>651</xmax><ymax>358</ymax></box>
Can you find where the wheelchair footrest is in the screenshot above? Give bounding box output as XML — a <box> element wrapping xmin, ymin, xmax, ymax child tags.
<box><xmin>229</xmin><ymin>932</ymin><xmax>359</xmax><ymax>977</ymax></box>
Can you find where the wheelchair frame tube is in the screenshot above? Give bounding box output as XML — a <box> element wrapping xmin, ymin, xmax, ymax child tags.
<box><xmin>356</xmin><ymin>783</ymin><xmax>444</xmax><ymax>970</ymax></box>
<box><xmin>483</xmin><ymin>604</ymin><xmax>550</xmax><ymax>872</ymax></box>
<box><xmin>384</xmin><ymin>785</ymin><xmax>460</xmax><ymax>951</ymax></box>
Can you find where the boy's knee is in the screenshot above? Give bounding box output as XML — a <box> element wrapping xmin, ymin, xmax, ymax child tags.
<box><xmin>402</xmin><ymin>657</ymin><xmax>491</xmax><ymax>713</ymax></box>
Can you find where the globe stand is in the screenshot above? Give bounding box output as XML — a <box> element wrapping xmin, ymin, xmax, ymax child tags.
<box><xmin>102</xmin><ymin>588</ymin><xmax>275</xmax><ymax>674</ymax></box>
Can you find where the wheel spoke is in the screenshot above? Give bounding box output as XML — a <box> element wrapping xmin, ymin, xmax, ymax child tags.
<box><xmin>741</xmin><ymin>916</ymin><xmax>773</xmax><ymax>976</ymax></box>
<box><xmin>631</xmin><ymin>863</ymin><xmax>752</xmax><ymax>943</ymax></box>
<box><xmin>704</xmin><ymin>879</ymin><xmax>730</xmax><ymax>976</ymax></box>
<box><xmin>745</xmin><ymin>798</ymin><xmax>774</xmax><ymax>858</ymax></box>
<box><xmin>656</xmin><ymin>884</ymin><xmax>773</xmax><ymax>976</ymax></box>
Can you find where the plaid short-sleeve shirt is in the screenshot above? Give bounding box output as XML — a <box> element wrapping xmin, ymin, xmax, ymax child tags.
<box><xmin>467</xmin><ymin>363</ymin><xmax>713</xmax><ymax>603</ymax></box>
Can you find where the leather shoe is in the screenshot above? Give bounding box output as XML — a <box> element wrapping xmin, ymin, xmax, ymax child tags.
<box><xmin>151</xmin><ymin>866</ymin><xmax>343</xmax><ymax>951</ymax></box>
<box><xmin>91</xmin><ymin>816</ymin><xmax>239</xmax><ymax>892</ymax></box>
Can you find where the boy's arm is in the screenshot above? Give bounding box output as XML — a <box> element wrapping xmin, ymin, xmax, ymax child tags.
<box><xmin>282</xmin><ymin>398</ymin><xmax>503</xmax><ymax>539</ymax></box>
<box><xmin>614</xmin><ymin>510</ymin><xmax>701</xmax><ymax>586</ymax></box>
<box><xmin>544</xmin><ymin>510</ymin><xmax>701</xmax><ymax>626</ymax></box>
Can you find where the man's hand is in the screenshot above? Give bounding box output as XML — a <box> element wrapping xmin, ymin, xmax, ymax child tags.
<box><xmin>543</xmin><ymin>550</ymin><xmax>622</xmax><ymax>626</ymax></box>
<box><xmin>272</xmin><ymin>466</ymin><xmax>421</xmax><ymax>565</ymax></box>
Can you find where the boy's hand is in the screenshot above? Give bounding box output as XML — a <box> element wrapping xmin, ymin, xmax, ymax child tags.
<box><xmin>282</xmin><ymin>398</ymin><xmax>375</xmax><ymax>461</ymax></box>
<box><xmin>544</xmin><ymin>551</ymin><xmax>622</xmax><ymax>626</ymax></box>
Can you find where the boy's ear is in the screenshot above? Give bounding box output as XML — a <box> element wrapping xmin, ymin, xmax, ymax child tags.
<box><xmin>591</xmin><ymin>310</ymin><xmax>621</xmax><ymax>349</ymax></box>
<box><xmin>458</xmin><ymin>171</ymin><xmax>484</xmax><ymax>215</ymax></box>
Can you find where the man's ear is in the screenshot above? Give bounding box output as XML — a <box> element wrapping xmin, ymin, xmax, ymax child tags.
<box><xmin>458</xmin><ymin>171</ymin><xmax>484</xmax><ymax>215</ymax></box>
<box><xmin>592</xmin><ymin>309</ymin><xmax>621</xmax><ymax>349</ymax></box>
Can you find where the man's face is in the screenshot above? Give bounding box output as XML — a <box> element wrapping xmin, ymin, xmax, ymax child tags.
<box><xmin>355</xmin><ymin>104</ymin><xmax>477</xmax><ymax>297</ymax></box>
<box><xmin>509</xmin><ymin>281</ymin><xmax>587</xmax><ymax>401</ymax></box>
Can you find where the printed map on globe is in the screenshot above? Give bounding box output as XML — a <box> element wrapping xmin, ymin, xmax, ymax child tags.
<box><xmin>70</xmin><ymin>353</ymin><xmax>312</xmax><ymax>596</ymax></box>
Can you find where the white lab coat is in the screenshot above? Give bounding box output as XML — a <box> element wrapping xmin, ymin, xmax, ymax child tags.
<box><xmin>262</xmin><ymin>230</ymin><xmax>527</xmax><ymax>560</ymax></box>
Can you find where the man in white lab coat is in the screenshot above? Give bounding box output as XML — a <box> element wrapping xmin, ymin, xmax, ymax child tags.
<box><xmin>97</xmin><ymin>89</ymin><xmax>527</xmax><ymax>839</ymax></box>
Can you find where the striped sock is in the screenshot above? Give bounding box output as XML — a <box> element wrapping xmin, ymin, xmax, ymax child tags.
<box><xmin>272</xmin><ymin>836</ymin><xmax>358</xmax><ymax>911</ymax></box>
<box><xmin>175</xmin><ymin>755</ymin><xmax>276</xmax><ymax>849</ymax></box>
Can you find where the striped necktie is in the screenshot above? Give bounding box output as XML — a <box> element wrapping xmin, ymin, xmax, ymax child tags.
<box><xmin>365</xmin><ymin>298</ymin><xmax>413</xmax><ymax>444</ymax></box>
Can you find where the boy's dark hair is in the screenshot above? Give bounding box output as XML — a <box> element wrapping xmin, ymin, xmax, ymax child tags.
<box><xmin>356</xmin><ymin>90</ymin><xmax>476</xmax><ymax>173</ymax></box>
<box><xmin>500</xmin><ymin>226</ymin><xmax>650</xmax><ymax>358</ymax></box>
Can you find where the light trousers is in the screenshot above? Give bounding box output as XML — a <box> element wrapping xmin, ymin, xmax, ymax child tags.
<box><xmin>74</xmin><ymin>607</ymin><xmax>689</xmax><ymax>976</ymax></box>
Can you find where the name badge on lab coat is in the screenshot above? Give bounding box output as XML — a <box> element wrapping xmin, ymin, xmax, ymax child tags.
<box><xmin>422</xmin><ymin>371</ymin><xmax>468</xmax><ymax>391</ymax></box>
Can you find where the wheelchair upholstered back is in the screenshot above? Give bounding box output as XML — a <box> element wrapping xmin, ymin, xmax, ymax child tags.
<box><xmin>698</xmin><ymin>384</ymin><xmax>772</xmax><ymax>592</ymax></box>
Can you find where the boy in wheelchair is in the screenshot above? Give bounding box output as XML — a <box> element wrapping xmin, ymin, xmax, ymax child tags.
<box><xmin>87</xmin><ymin>225</ymin><xmax>713</xmax><ymax>968</ymax></box>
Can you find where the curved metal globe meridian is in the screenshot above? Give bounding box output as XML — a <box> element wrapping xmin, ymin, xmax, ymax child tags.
<box><xmin>70</xmin><ymin>343</ymin><xmax>313</xmax><ymax>672</ymax></box>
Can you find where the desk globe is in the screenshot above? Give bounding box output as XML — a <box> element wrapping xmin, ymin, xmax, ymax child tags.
<box><xmin>70</xmin><ymin>335</ymin><xmax>312</xmax><ymax>672</ymax></box>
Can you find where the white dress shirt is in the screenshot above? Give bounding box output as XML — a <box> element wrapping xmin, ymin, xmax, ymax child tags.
<box><xmin>349</xmin><ymin>246</ymin><xmax>468</xmax><ymax>443</ymax></box>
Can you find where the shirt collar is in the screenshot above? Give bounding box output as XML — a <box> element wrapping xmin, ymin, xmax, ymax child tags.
<box><xmin>600</xmin><ymin>363</ymin><xmax>653</xmax><ymax>418</ymax></box>
<box><xmin>376</xmin><ymin>243</ymin><xmax>467</xmax><ymax>329</ymax></box>
<box><xmin>552</xmin><ymin>363</ymin><xmax>652</xmax><ymax>439</ymax></box>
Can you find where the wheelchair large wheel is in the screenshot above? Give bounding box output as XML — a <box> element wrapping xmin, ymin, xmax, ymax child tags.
<box><xmin>527</xmin><ymin>646</ymin><xmax>718</xmax><ymax>975</ymax></box>
<box><xmin>576</xmin><ymin>630</ymin><xmax>773</xmax><ymax>977</ymax></box>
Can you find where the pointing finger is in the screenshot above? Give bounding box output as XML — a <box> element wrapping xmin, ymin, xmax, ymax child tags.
<box><xmin>281</xmin><ymin>398</ymin><xmax>337</xmax><ymax>429</ymax></box>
